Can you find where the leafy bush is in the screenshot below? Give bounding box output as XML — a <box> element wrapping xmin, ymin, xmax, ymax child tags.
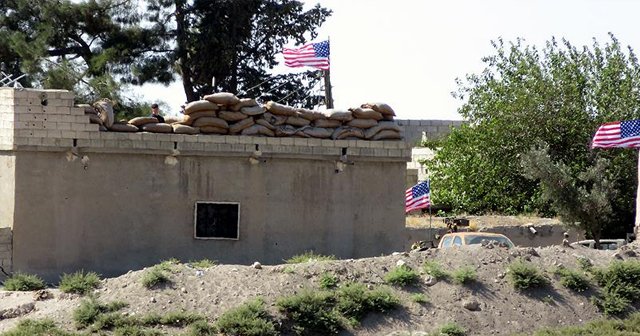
<box><xmin>410</xmin><ymin>293</ymin><xmax>429</xmax><ymax>304</ymax></box>
<box><xmin>216</xmin><ymin>298</ymin><xmax>277</xmax><ymax>336</ymax></box>
<box><xmin>73</xmin><ymin>298</ymin><xmax>128</xmax><ymax>328</ymax></box>
<box><xmin>112</xmin><ymin>325</ymin><xmax>162</xmax><ymax>336</ymax></box>
<box><xmin>507</xmin><ymin>260</ymin><xmax>547</xmax><ymax>290</ymax></box>
<box><xmin>319</xmin><ymin>272</ymin><xmax>338</xmax><ymax>289</ymax></box>
<box><xmin>59</xmin><ymin>271</ymin><xmax>101</xmax><ymax>295</ymax></box>
<box><xmin>363</xmin><ymin>286</ymin><xmax>400</xmax><ymax>313</ymax></box>
<box><xmin>0</xmin><ymin>319</ymin><xmax>75</xmax><ymax>336</ymax></box>
<box><xmin>452</xmin><ymin>267</ymin><xmax>477</xmax><ymax>285</ymax></box>
<box><xmin>141</xmin><ymin>267</ymin><xmax>170</xmax><ymax>289</ymax></box>
<box><xmin>576</xmin><ymin>256</ymin><xmax>593</xmax><ymax>272</ymax></box>
<box><xmin>531</xmin><ymin>312</ymin><xmax>640</xmax><ymax>335</ymax></box>
<box><xmin>591</xmin><ymin>260</ymin><xmax>640</xmax><ymax>316</ymax></box>
<box><xmin>142</xmin><ymin>311</ymin><xmax>205</xmax><ymax>327</ymax></box>
<box><xmin>157</xmin><ymin>259</ymin><xmax>180</xmax><ymax>272</ymax></box>
<box><xmin>554</xmin><ymin>267</ymin><xmax>590</xmax><ymax>292</ymax></box>
<box><xmin>423</xmin><ymin>261</ymin><xmax>449</xmax><ymax>280</ymax></box>
<box><xmin>276</xmin><ymin>290</ymin><xmax>341</xmax><ymax>335</ymax></box>
<box><xmin>2</xmin><ymin>272</ymin><xmax>46</xmax><ymax>291</ymax></box>
<box><xmin>434</xmin><ymin>322</ymin><xmax>466</xmax><ymax>336</ymax></box>
<box><xmin>187</xmin><ymin>320</ymin><xmax>217</xmax><ymax>336</ymax></box>
<box><xmin>384</xmin><ymin>265</ymin><xmax>419</xmax><ymax>286</ymax></box>
<box><xmin>286</xmin><ymin>251</ymin><xmax>336</xmax><ymax>264</ymax></box>
<box><xmin>189</xmin><ymin>259</ymin><xmax>216</xmax><ymax>269</ymax></box>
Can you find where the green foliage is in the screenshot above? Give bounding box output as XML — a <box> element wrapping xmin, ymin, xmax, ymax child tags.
<box><xmin>0</xmin><ymin>319</ymin><xmax>79</xmax><ymax>336</ymax></box>
<box><xmin>507</xmin><ymin>260</ymin><xmax>547</xmax><ymax>290</ymax></box>
<box><xmin>576</xmin><ymin>256</ymin><xmax>593</xmax><ymax>272</ymax></box>
<box><xmin>591</xmin><ymin>260</ymin><xmax>640</xmax><ymax>316</ymax></box>
<box><xmin>427</xmin><ymin>35</ymin><xmax>638</xmax><ymax>234</ymax></box>
<box><xmin>2</xmin><ymin>272</ymin><xmax>45</xmax><ymax>291</ymax></box>
<box><xmin>215</xmin><ymin>298</ymin><xmax>277</xmax><ymax>336</ymax></box>
<box><xmin>531</xmin><ymin>313</ymin><xmax>640</xmax><ymax>335</ymax></box>
<box><xmin>319</xmin><ymin>272</ymin><xmax>339</xmax><ymax>289</ymax></box>
<box><xmin>58</xmin><ymin>271</ymin><xmax>101</xmax><ymax>295</ymax></box>
<box><xmin>432</xmin><ymin>322</ymin><xmax>467</xmax><ymax>336</ymax></box>
<box><xmin>384</xmin><ymin>265</ymin><xmax>420</xmax><ymax>286</ymax></box>
<box><xmin>451</xmin><ymin>267</ymin><xmax>477</xmax><ymax>285</ymax></box>
<box><xmin>410</xmin><ymin>293</ymin><xmax>429</xmax><ymax>304</ymax></box>
<box><xmin>189</xmin><ymin>259</ymin><xmax>216</xmax><ymax>269</ymax></box>
<box><xmin>286</xmin><ymin>251</ymin><xmax>336</xmax><ymax>264</ymax></box>
<box><xmin>276</xmin><ymin>290</ymin><xmax>341</xmax><ymax>335</ymax></box>
<box><xmin>187</xmin><ymin>320</ymin><xmax>217</xmax><ymax>336</ymax></box>
<box><xmin>423</xmin><ymin>261</ymin><xmax>450</xmax><ymax>280</ymax></box>
<box><xmin>553</xmin><ymin>267</ymin><xmax>590</xmax><ymax>292</ymax></box>
<box><xmin>73</xmin><ymin>297</ymin><xmax>128</xmax><ymax>328</ymax></box>
<box><xmin>112</xmin><ymin>325</ymin><xmax>163</xmax><ymax>336</ymax></box>
<box><xmin>141</xmin><ymin>266</ymin><xmax>170</xmax><ymax>289</ymax></box>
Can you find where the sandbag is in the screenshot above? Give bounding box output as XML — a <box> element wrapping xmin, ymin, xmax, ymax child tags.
<box><xmin>241</xmin><ymin>124</ymin><xmax>275</xmax><ymax>137</ymax></box>
<box><xmin>332</xmin><ymin>127</ymin><xmax>365</xmax><ymax>140</ymax></box>
<box><xmin>313</xmin><ymin>119</ymin><xmax>342</xmax><ymax>128</ymax></box>
<box><xmin>141</xmin><ymin>123</ymin><xmax>173</xmax><ymax>133</ymax></box>
<box><xmin>346</xmin><ymin>118</ymin><xmax>378</xmax><ymax>129</ymax></box>
<box><xmin>78</xmin><ymin>104</ymin><xmax>98</xmax><ymax>115</ymax></box>
<box><xmin>88</xmin><ymin>114</ymin><xmax>103</xmax><ymax>125</ymax></box>
<box><xmin>364</xmin><ymin>121</ymin><xmax>402</xmax><ymax>139</ymax></box>
<box><xmin>192</xmin><ymin>117</ymin><xmax>229</xmax><ymax>129</ymax></box>
<box><xmin>231</xmin><ymin>98</ymin><xmax>258</xmax><ymax>111</ymax></box>
<box><xmin>241</xmin><ymin>105</ymin><xmax>266</xmax><ymax>116</ymax></box>
<box><xmin>324</xmin><ymin>109</ymin><xmax>353</xmax><ymax>122</ymax></box>
<box><xmin>361</xmin><ymin>102</ymin><xmax>396</xmax><ymax>116</ymax></box>
<box><xmin>371</xmin><ymin>129</ymin><xmax>402</xmax><ymax>140</ymax></box>
<box><xmin>109</xmin><ymin>122</ymin><xmax>139</xmax><ymax>132</ymax></box>
<box><xmin>218</xmin><ymin>111</ymin><xmax>249</xmax><ymax>122</ymax></box>
<box><xmin>255</xmin><ymin>118</ymin><xmax>276</xmax><ymax>131</ymax></box>
<box><xmin>93</xmin><ymin>99</ymin><xmax>114</xmax><ymax>128</ymax></box>
<box><xmin>180</xmin><ymin>110</ymin><xmax>217</xmax><ymax>125</ymax></box>
<box><xmin>200</xmin><ymin>126</ymin><xmax>228</xmax><ymax>134</ymax></box>
<box><xmin>164</xmin><ymin>116</ymin><xmax>183</xmax><ymax>124</ymax></box>
<box><xmin>303</xmin><ymin>127</ymin><xmax>333</xmax><ymax>139</ymax></box>
<box><xmin>229</xmin><ymin>117</ymin><xmax>255</xmax><ymax>134</ymax></box>
<box><xmin>172</xmin><ymin>124</ymin><xmax>200</xmax><ymax>135</ymax></box>
<box><xmin>286</xmin><ymin>116</ymin><xmax>311</xmax><ymax>127</ymax></box>
<box><xmin>184</xmin><ymin>100</ymin><xmax>219</xmax><ymax>115</ymax></box>
<box><xmin>129</xmin><ymin>116</ymin><xmax>159</xmax><ymax>127</ymax></box>
<box><xmin>263</xmin><ymin>112</ymin><xmax>287</xmax><ymax>126</ymax></box>
<box><xmin>350</xmin><ymin>107</ymin><xmax>383</xmax><ymax>121</ymax></box>
<box><xmin>275</xmin><ymin>124</ymin><xmax>298</xmax><ymax>137</ymax></box>
<box><xmin>203</xmin><ymin>92</ymin><xmax>241</xmax><ymax>106</ymax></box>
<box><xmin>265</xmin><ymin>101</ymin><xmax>297</xmax><ymax>116</ymax></box>
<box><xmin>297</xmin><ymin>108</ymin><xmax>326</xmax><ymax>121</ymax></box>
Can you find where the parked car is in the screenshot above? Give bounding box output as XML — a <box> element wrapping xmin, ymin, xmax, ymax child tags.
<box><xmin>571</xmin><ymin>239</ymin><xmax>627</xmax><ymax>250</ymax></box>
<box><xmin>438</xmin><ymin>232</ymin><xmax>515</xmax><ymax>249</ymax></box>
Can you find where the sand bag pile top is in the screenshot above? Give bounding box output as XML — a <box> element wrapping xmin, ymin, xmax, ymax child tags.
<box><xmin>86</xmin><ymin>93</ymin><xmax>402</xmax><ymax>140</ymax></box>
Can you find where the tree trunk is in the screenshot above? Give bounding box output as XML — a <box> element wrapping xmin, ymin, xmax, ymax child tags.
<box><xmin>175</xmin><ymin>0</ymin><xmax>197</xmax><ymax>102</ymax></box>
<box><xmin>592</xmin><ymin>226</ymin><xmax>602</xmax><ymax>250</ymax></box>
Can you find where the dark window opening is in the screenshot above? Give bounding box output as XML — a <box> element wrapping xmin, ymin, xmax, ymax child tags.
<box><xmin>194</xmin><ymin>202</ymin><xmax>239</xmax><ymax>239</ymax></box>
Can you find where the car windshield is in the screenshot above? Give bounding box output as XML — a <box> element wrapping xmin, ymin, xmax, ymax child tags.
<box><xmin>464</xmin><ymin>235</ymin><xmax>514</xmax><ymax>248</ymax></box>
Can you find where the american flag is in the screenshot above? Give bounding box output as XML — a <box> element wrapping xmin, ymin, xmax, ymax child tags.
<box><xmin>283</xmin><ymin>40</ymin><xmax>330</xmax><ymax>70</ymax></box>
<box><xmin>405</xmin><ymin>180</ymin><xmax>431</xmax><ymax>213</ymax></box>
<box><xmin>591</xmin><ymin>119</ymin><xmax>640</xmax><ymax>148</ymax></box>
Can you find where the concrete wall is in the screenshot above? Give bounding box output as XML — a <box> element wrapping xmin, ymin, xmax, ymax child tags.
<box><xmin>396</xmin><ymin>119</ymin><xmax>464</xmax><ymax>145</ymax></box>
<box><xmin>0</xmin><ymin>88</ymin><xmax>412</xmax><ymax>281</ymax></box>
<box><xmin>0</xmin><ymin>228</ymin><xmax>11</xmax><ymax>274</ymax></box>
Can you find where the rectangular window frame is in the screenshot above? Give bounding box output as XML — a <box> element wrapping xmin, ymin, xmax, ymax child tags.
<box><xmin>193</xmin><ymin>201</ymin><xmax>240</xmax><ymax>241</ymax></box>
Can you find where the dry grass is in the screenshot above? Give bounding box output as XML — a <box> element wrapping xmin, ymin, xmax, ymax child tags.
<box><xmin>405</xmin><ymin>215</ymin><xmax>560</xmax><ymax>229</ymax></box>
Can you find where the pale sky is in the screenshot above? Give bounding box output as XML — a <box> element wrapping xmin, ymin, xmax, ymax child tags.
<box><xmin>135</xmin><ymin>0</ymin><xmax>640</xmax><ymax>120</ymax></box>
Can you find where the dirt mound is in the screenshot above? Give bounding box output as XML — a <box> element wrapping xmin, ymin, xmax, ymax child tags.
<box><xmin>0</xmin><ymin>243</ymin><xmax>638</xmax><ymax>335</ymax></box>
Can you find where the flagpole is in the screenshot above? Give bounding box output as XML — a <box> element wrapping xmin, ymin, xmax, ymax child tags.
<box><xmin>636</xmin><ymin>149</ymin><xmax>640</xmax><ymax>239</ymax></box>
<box><xmin>323</xmin><ymin>37</ymin><xmax>334</xmax><ymax>108</ymax></box>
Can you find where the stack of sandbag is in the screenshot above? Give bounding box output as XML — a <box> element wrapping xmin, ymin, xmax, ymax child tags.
<box><xmin>92</xmin><ymin>99</ymin><xmax>115</xmax><ymax>131</ymax></box>
<box><xmin>77</xmin><ymin>104</ymin><xmax>107</xmax><ymax>131</ymax></box>
<box><xmin>343</xmin><ymin>103</ymin><xmax>401</xmax><ymax>140</ymax></box>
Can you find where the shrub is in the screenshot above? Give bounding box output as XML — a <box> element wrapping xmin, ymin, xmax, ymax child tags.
<box><xmin>423</xmin><ymin>261</ymin><xmax>449</xmax><ymax>280</ymax></box>
<box><xmin>286</xmin><ymin>251</ymin><xmax>336</xmax><ymax>264</ymax></box>
<box><xmin>434</xmin><ymin>322</ymin><xmax>466</xmax><ymax>336</ymax></box>
<box><xmin>216</xmin><ymin>298</ymin><xmax>277</xmax><ymax>336</ymax></box>
<box><xmin>112</xmin><ymin>325</ymin><xmax>162</xmax><ymax>336</ymax></box>
<box><xmin>141</xmin><ymin>267</ymin><xmax>170</xmax><ymax>289</ymax></box>
<box><xmin>157</xmin><ymin>259</ymin><xmax>180</xmax><ymax>272</ymax></box>
<box><xmin>2</xmin><ymin>272</ymin><xmax>46</xmax><ymax>291</ymax></box>
<box><xmin>187</xmin><ymin>320</ymin><xmax>217</xmax><ymax>336</ymax></box>
<box><xmin>366</xmin><ymin>287</ymin><xmax>400</xmax><ymax>312</ymax></box>
<box><xmin>576</xmin><ymin>256</ymin><xmax>593</xmax><ymax>272</ymax></box>
<box><xmin>592</xmin><ymin>261</ymin><xmax>640</xmax><ymax>316</ymax></box>
<box><xmin>554</xmin><ymin>268</ymin><xmax>590</xmax><ymax>292</ymax></box>
<box><xmin>452</xmin><ymin>267</ymin><xmax>477</xmax><ymax>285</ymax></box>
<box><xmin>73</xmin><ymin>298</ymin><xmax>128</xmax><ymax>328</ymax></box>
<box><xmin>59</xmin><ymin>271</ymin><xmax>101</xmax><ymax>295</ymax></box>
<box><xmin>319</xmin><ymin>272</ymin><xmax>338</xmax><ymax>289</ymax></box>
<box><xmin>1</xmin><ymin>319</ymin><xmax>74</xmax><ymax>336</ymax></box>
<box><xmin>592</xmin><ymin>290</ymin><xmax>631</xmax><ymax>317</ymax></box>
<box><xmin>410</xmin><ymin>293</ymin><xmax>429</xmax><ymax>304</ymax></box>
<box><xmin>189</xmin><ymin>259</ymin><xmax>216</xmax><ymax>269</ymax></box>
<box><xmin>276</xmin><ymin>290</ymin><xmax>341</xmax><ymax>335</ymax></box>
<box><xmin>507</xmin><ymin>260</ymin><xmax>547</xmax><ymax>290</ymax></box>
<box><xmin>384</xmin><ymin>265</ymin><xmax>420</xmax><ymax>286</ymax></box>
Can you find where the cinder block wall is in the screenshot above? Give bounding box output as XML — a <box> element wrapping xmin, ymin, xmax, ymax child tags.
<box><xmin>396</xmin><ymin>119</ymin><xmax>465</xmax><ymax>145</ymax></box>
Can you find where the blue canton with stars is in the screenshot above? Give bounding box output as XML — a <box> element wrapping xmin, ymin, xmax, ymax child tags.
<box><xmin>412</xmin><ymin>181</ymin><xmax>430</xmax><ymax>198</ymax></box>
<box><xmin>313</xmin><ymin>41</ymin><xmax>330</xmax><ymax>58</ymax></box>
<box><xmin>621</xmin><ymin>120</ymin><xmax>640</xmax><ymax>138</ymax></box>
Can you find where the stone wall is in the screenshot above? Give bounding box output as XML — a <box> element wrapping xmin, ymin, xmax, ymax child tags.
<box><xmin>0</xmin><ymin>228</ymin><xmax>11</xmax><ymax>274</ymax></box>
<box><xmin>396</xmin><ymin>119</ymin><xmax>464</xmax><ymax>145</ymax></box>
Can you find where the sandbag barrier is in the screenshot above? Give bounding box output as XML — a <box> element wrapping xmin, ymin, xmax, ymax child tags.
<box><xmin>80</xmin><ymin>93</ymin><xmax>403</xmax><ymax>141</ymax></box>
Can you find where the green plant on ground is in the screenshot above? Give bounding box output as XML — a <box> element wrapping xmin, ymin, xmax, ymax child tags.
<box><xmin>189</xmin><ymin>259</ymin><xmax>216</xmax><ymax>269</ymax></box>
<box><xmin>73</xmin><ymin>297</ymin><xmax>128</xmax><ymax>328</ymax></box>
<box><xmin>187</xmin><ymin>320</ymin><xmax>217</xmax><ymax>336</ymax></box>
<box><xmin>2</xmin><ymin>272</ymin><xmax>46</xmax><ymax>291</ymax></box>
<box><xmin>423</xmin><ymin>261</ymin><xmax>449</xmax><ymax>280</ymax></box>
<box><xmin>530</xmin><ymin>312</ymin><xmax>640</xmax><ymax>335</ymax></box>
<box><xmin>58</xmin><ymin>270</ymin><xmax>101</xmax><ymax>295</ymax></box>
<box><xmin>282</xmin><ymin>266</ymin><xmax>295</xmax><ymax>274</ymax></box>
<box><xmin>432</xmin><ymin>322</ymin><xmax>466</xmax><ymax>336</ymax></box>
<box><xmin>451</xmin><ymin>266</ymin><xmax>477</xmax><ymax>285</ymax></box>
<box><xmin>157</xmin><ymin>258</ymin><xmax>180</xmax><ymax>272</ymax></box>
<box><xmin>276</xmin><ymin>290</ymin><xmax>341</xmax><ymax>335</ymax></box>
<box><xmin>541</xmin><ymin>295</ymin><xmax>555</xmax><ymax>305</ymax></box>
<box><xmin>410</xmin><ymin>293</ymin><xmax>429</xmax><ymax>304</ymax></box>
<box><xmin>141</xmin><ymin>311</ymin><xmax>205</xmax><ymax>327</ymax></box>
<box><xmin>384</xmin><ymin>265</ymin><xmax>420</xmax><ymax>286</ymax></box>
<box><xmin>554</xmin><ymin>267</ymin><xmax>590</xmax><ymax>292</ymax></box>
<box><xmin>286</xmin><ymin>251</ymin><xmax>336</xmax><ymax>264</ymax></box>
<box><xmin>365</xmin><ymin>286</ymin><xmax>400</xmax><ymax>313</ymax></box>
<box><xmin>319</xmin><ymin>272</ymin><xmax>339</xmax><ymax>289</ymax></box>
<box><xmin>112</xmin><ymin>325</ymin><xmax>163</xmax><ymax>336</ymax></box>
<box><xmin>1</xmin><ymin>319</ymin><xmax>79</xmax><ymax>336</ymax></box>
<box><xmin>507</xmin><ymin>259</ymin><xmax>547</xmax><ymax>290</ymax></box>
<box><xmin>216</xmin><ymin>298</ymin><xmax>277</xmax><ymax>336</ymax></box>
<box><xmin>141</xmin><ymin>266</ymin><xmax>170</xmax><ymax>289</ymax></box>
<box><xmin>576</xmin><ymin>256</ymin><xmax>593</xmax><ymax>272</ymax></box>
<box><xmin>591</xmin><ymin>260</ymin><xmax>640</xmax><ymax>316</ymax></box>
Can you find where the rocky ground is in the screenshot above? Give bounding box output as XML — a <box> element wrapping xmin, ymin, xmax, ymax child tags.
<box><xmin>1</xmin><ymin>238</ymin><xmax>638</xmax><ymax>335</ymax></box>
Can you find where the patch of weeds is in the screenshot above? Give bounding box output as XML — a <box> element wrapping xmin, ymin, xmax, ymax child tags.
<box><xmin>157</xmin><ymin>258</ymin><xmax>180</xmax><ymax>272</ymax></box>
<box><xmin>451</xmin><ymin>267</ymin><xmax>477</xmax><ymax>285</ymax></box>
<box><xmin>189</xmin><ymin>259</ymin><xmax>216</xmax><ymax>269</ymax></box>
<box><xmin>187</xmin><ymin>320</ymin><xmax>217</xmax><ymax>336</ymax></box>
<box><xmin>531</xmin><ymin>312</ymin><xmax>640</xmax><ymax>335</ymax></box>
<box><xmin>366</xmin><ymin>286</ymin><xmax>400</xmax><ymax>313</ymax></box>
<box><xmin>73</xmin><ymin>297</ymin><xmax>128</xmax><ymax>328</ymax></box>
<box><xmin>112</xmin><ymin>325</ymin><xmax>163</xmax><ymax>336</ymax></box>
<box><xmin>319</xmin><ymin>272</ymin><xmax>339</xmax><ymax>289</ymax></box>
<box><xmin>554</xmin><ymin>267</ymin><xmax>590</xmax><ymax>292</ymax></box>
<box><xmin>384</xmin><ymin>265</ymin><xmax>420</xmax><ymax>286</ymax></box>
<box><xmin>142</xmin><ymin>311</ymin><xmax>205</xmax><ymax>327</ymax></box>
<box><xmin>216</xmin><ymin>298</ymin><xmax>277</xmax><ymax>336</ymax></box>
<box><xmin>2</xmin><ymin>272</ymin><xmax>46</xmax><ymax>291</ymax></box>
<box><xmin>1</xmin><ymin>319</ymin><xmax>78</xmax><ymax>336</ymax></box>
<box><xmin>282</xmin><ymin>266</ymin><xmax>296</xmax><ymax>274</ymax></box>
<box><xmin>541</xmin><ymin>295</ymin><xmax>555</xmax><ymax>305</ymax></box>
<box><xmin>507</xmin><ymin>259</ymin><xmax>547</xmax><ymax>290</ymax></box>
<box><xmin>286</xmin><ymin>251</ymin><xmax>336</xmax><ymax>264</ymax></box>
<box><xmin>410</xmin><ymin>293</ymin><xmax>429</xmax><ymax>304</ymax></box>
<box><xmin>576</xmin><ymin>256</ymin><xmax>593</xmax><ymax>272</ymax></box>
<box><xmin>423</xmin><ymin>261</ymin><xmax>449</xmax><ymax>280</ymax></box>
<box><xmin>433</xmin><ymin>322</ymin><xmax>466</xmax><ymax>336</ymax></box>
<box><xmin>277</xmin><ymin>290</ymin><xmax>341</xmax><ymax>335</ymax></box>
<box><xmin>141</xmin><ymin>266</ymin><xmax>170</xmax><ymax>289</ymax></box>
<box><xmin>59</xmin><ymin>270</ymin><xmax>101</xmax><ymax>295</ymax></box>
<box><xmin>592</xmin><ymin>290</ymin><xmax>630</xmax><ymax>317</ymax></box>
<box><xmin>591</xmin><ymin>260</ymin><xmax>640</xmax><ymax>316</ymax></box>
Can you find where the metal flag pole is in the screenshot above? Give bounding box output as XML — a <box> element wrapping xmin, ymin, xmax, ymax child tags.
<box><xmin>323</xmin><ymin>37</ymin><xmax>334</xmax><ymax>108</ymax></box>
<box><xmin>636</xmin><ymin>149</ymin><xmax>640</xmax><ymax>239</ymax></box>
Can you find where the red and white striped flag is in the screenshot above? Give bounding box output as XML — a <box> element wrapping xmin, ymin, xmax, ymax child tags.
<box><xmin>283</xmin><ymin>40</ymin><xmax>330</xmax><ymax>70</ymax></box>
<box><xmin>591</xmin><ymin>119</ymin><xmax>640</xmax><ymax>148</ymax></box>
<box><xmin>405</xmin><ymin>180</ymin><xmax>431</xmax><ymax>213</ymax></box>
